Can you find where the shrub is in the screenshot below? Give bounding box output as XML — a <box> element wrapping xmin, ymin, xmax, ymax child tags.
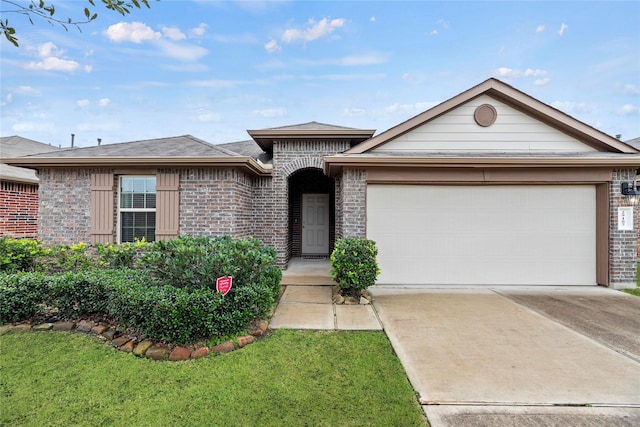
<box><xmin>95</xmin><ymin>240</ymin><xmax>150</xmax><ymax>269</ymax></box>
<box><xmin>139</xmin><ymin>235</ymin><xmax>281</xmax><ymax>293</ymax></box>
<box><xmin>330</xmin><ymin>238</ymin><xmax>380</xmax><ymax>292</ymax></box>
<box><xmin>0</xmin><ymin>273</ymin><xmax>50</xmax><ymax>323</ymax></box>
<box><xmin>40</xmin><ymin>242</ymin><xmax>97</xmax><ymax>273</ymax></box>
<box><xmin>0</xmin><ymin>237</ymin><xmax>47</xmax><ymax>273</ymax></box>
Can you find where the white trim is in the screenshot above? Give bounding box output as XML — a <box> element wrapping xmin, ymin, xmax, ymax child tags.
<box><xmin>117</xmin><ymin>175</ymin><xmax>157</xmax><ymax>243</ymax></box>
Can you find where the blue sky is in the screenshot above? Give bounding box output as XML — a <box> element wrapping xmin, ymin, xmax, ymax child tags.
<box><xmin>1</xmin><ymin>0</ymin><xmax>639</xmax><ymax>149</ymax></box>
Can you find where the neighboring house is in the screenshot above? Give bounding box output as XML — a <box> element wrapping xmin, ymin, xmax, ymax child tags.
<box><xmin>0</xmin><ymin>136</ymin><xmax>59</xmax><ymax>238</ymax></box>
<box><xmin>4</xmin><ymin>79</ymin><xmax>640</xmax><ymax>289</ymax></box>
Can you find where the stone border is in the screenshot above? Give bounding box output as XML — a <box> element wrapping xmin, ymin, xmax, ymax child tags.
<box><xmin>0</xmin><ymin>319</ymin><xmax>270</xmax><ymax>361</ymax></box>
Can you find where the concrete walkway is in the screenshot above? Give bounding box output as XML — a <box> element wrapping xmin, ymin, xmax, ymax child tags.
<box><xmin>269</xmin><ymin>285</ymin><xmax>382</xmax><ymax>330</ymax></box>
<box><xmin>270</xmin><ymin>258</ymin><xmax>382</xmax><ymax>330</ymax></box>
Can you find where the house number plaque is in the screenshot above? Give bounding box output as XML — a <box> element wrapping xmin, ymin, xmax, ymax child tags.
<box><xmin>618</xmin><ymin>207</ymin><xmax>634</xmax><ymax>231</ymax></box>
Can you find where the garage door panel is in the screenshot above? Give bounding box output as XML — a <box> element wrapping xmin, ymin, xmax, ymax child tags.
<box><xmin>367</xmin><ymin>185</ymin><xmax>596</xmax><ymax>286</ymax></box>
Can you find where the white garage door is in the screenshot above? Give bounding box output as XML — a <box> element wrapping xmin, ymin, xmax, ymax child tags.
<box><xmin>367</xmin><ymin>185</ymin><xmax>596</xmax><ymax>286</ymax></box>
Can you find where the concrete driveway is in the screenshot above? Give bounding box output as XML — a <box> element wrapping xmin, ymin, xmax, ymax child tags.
<box><xmin>369</xmin><ymin>286</ymin><xmax>640</xmax><ymax>426</ymax></box>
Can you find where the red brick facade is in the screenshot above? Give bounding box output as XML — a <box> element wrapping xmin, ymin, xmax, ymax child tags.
<box><xmin>0</xmin><ymin>181</ymin><xmax>39</xmax><ymax>238</ymax></box>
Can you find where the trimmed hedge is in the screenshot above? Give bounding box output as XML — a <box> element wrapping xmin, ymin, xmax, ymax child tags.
<box><xmin>0</xmin><ymin>236</ymin><xmax>283</xmax><ymax>344</ymax></box>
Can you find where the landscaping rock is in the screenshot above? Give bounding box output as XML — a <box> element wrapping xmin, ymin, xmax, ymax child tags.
<box><xmin>251</xmin><ymin>320</ymin><xmax>269</xmax><ymax>336</ymax></box>
<box><xmin>120</xmin><ymin>340</ymin><xmax>135</xmax><ymax>353</ymax></box>
<box><xmin>13</xmin><ymin>324</ymin><xmax>31</xmax><ymax>332</ymax></box>
<box><xmin>33</xmin><ymin>323</ymin><xmax>54</xmax><ymax>331</ymax></box>
<box><xmin>101</xmin><ymin>329</ymin><xmax>118</xmax><ymax>341</ymax></box>
<box><xmin>191</xmin><ymin>347</ymin><xmax>209</xmax><ymax>359</ymax></box>
<box><xmin>133</xmin><ymin>340</ymin><xmax>154</xmax><ymax>357</ymax></box>
<box><xmin>76</xmin><ymin>320</ymin><xmax>95</xmax><ymax>333</ymax></box>
<box><xmin>332</xmin><ymin>294</ymin><xmax>345</xmax><ymax>304</ymax></box>
<box><xmin>359</xmin><ymin>296</ymin><xmax>369</xmax><ymax>305</ymax></box>
<box><xmin>211</xmin><ymin>340</ymin><xmax>235</xmax><ymax>354</ymax></box>
<box><xmin>237</xmin><ymin>335</ymin><xmax>255</xmax><ymax>348</ymax></box>
<box><xmin>91</xmin><ymin>325</ymin><xmax>109</xmax><ymax>335</ymax></box>
<box><xmin>344</xmin><ymin>296</ymin><xmax>360</xmax><ymax>305</ymax></box>
<box><xmin>52</xmin><ymin>321</ymin><xmax>75</xmax><ymax>331</ymax></box>
<box><xmin>112</xmin><ymin>336</ymin><xmax>131</xmax><ymax>348</ymax></box>
<box><xmin>169</xmin><ymin>346</ymin><xmax>191</xmax><ymax>361</ymax></box>
<box><xmin>0</xmin><ymin>325</ymin><xmax>13</xmax><ymax>335</ymax></box>
<box><xmin>146</xmin><ymin>344</ymin><xmax>169</xmax><ymax>360</ymax></box>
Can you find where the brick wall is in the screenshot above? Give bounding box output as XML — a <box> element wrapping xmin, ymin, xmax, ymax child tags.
<box><xmin>0</xmin><ymin>181</ymin><xmax>39</xmax><ymax>238</ymax></box>
<box><xmin>340</xmin><ymin>168</ymin><xmax>367</xmax><ymax>238</ymax></box>
<box><xmin>38</xmin><ymin>168</ymin><xmax>95</xmax><ymax>244</ymax></box>
<box><xmin>610</xmin><ymin>169</ymin><xmax>638</xmax><ymax>288</ymax></box>
<box><xmin>179</xmin><ymin>167</ymin><xmax>253</xmax><ymax>238</ymax></box>
<box><xmin>269</xmin><ymin>139</ymin><xmax>351</xmax><ymax>265</ymax></box>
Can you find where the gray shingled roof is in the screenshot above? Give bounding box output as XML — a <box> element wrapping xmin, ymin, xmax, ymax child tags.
<box><xmin>1</xmin><ymin>136</ymin><xmax>60</xmax><ymax>183</ymax></box>
<box><xmin>625</xmin><ymin>137</ymin><xmax>640</xmax><ymax>151</ymax></box>
<box><xmin>217</xmin><ymin>139</ymin><xmax>272</xmax><ymax>164</ymax></box>
<box><xmin>22</xmin><ymin>135</ymin><xmax>240</xmax><ymax>158</ymax></box>
<box><xmin>265</xmin><ymin>121</ymin><xmax>362</xmax><ymax>131</ymax></box>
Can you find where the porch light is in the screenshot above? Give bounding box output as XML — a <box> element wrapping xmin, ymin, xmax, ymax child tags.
<box><xmin>621</xmin><ymin>181</ymin><xmax>640</xmax><ymax>206</ymax></box>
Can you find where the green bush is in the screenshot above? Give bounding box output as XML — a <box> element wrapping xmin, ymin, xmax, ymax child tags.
<box><xmin>139</xmin><ymin>235</ymin><xmax>281</xmax><ymax>294</ymax></box>
<box><xmin>0</xmin><ymin>272</ymin><xmax>50</xmax><ymax>323</ymax></box>
<box><xmin>95</xmin><ymin>240</ymin><xmax>150</xmax><ymax>269</ymax></box>
<box><xmin>0</xmin><ymin>235</ymin><xmax>282</xmax><ymax>345</ymax></box>
<box><xmin>39</xmin><ymin>242</ymin><xmax>98</xmax><ymax>273</ymax></box>
<box><xmin>0</xmin><ymin>237</ymin><xmax>47</xmax><ymax>273</ymax></box>
<box><xmin>330</xmin><ymin>238</ymin><xmax>380</xmax><ymax>292</ymax></box>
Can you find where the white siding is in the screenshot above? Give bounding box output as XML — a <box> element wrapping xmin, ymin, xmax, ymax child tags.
<box><xmin>373</xmin><ymin>95</ymin><xmax>597</xmax><ymax>153</ymax></box>
<box><xmin>367</xmin><ymin>184</ymin><xmax>596</xmax><ymax>286</ymax></box>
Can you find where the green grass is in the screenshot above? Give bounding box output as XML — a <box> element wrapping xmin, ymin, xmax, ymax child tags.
<box><xmin>0</xmin><ymin>330</ymin><xmax>425</xmax><ymax>426</ymax></box>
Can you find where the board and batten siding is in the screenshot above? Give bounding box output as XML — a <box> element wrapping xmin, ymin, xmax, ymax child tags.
<box><xmin>373</xmin><ymin>94</ymin><xmax>598</xmax><ymax>153</ymax></box>
<box><xmin>156</xmin><ymin>172</ymin><xmax>179</xmax><ymax>241</ymax></box>
<box><xmin>90</xmin><ymin>173</ymin><xmax>114</xmax><ymax>244</ymax></box>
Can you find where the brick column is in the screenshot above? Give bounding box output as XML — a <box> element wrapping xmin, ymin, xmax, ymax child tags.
<box><xmin>609</xmin><ymin>169</ymin><xmax>638</xmax><ymax>289</ymax></box>
<box><xmin>341</xmin><ymin>168</ymin><xmax>367</xmax><ymax>238</ymax></box>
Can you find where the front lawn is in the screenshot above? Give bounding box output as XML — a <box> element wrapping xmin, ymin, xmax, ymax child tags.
<box><xmin>0</xmin><ymin>330</ymin><xmax>425</xmax><ymax>426</ymax></box>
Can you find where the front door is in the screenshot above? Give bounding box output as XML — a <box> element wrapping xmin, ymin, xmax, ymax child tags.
<box><xmin>302</xmin><ymin>193</ymin><xmax>329</xmax><ymax>255</ymax></box>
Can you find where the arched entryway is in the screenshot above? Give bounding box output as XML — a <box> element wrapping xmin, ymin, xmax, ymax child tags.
<box><xmin>288</xmin><ymin>168</ymin><xmax>335</xmax><ymax>258</ymax></box>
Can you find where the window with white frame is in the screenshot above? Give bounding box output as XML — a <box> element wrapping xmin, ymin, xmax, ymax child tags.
<box><xmin>119</xmin><ymin>176</ymin><xmax>156</xmax><ymax>242</ymax></box>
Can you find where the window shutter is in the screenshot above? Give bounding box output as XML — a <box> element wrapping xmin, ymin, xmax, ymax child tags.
<box><xmin>156</xmin><ymin>172</ymin><xmax>179</xmax><ymax>240</ymax></box>
<box><xmin>90</xmin><ymin>173</ymin><xmax>114</xmax><ymax>244</ymax></box>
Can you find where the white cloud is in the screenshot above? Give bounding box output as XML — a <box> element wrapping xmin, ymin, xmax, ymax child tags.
<box><xmin>429</xmin><ymin>29</ymin><xmax>438</xmax><ymax>36</ymax></box>
<box><xmin>385</xmin><ymin>101</ymin><xmax>435</xmax><ymax>115</ymax></box>
<box><xmin>98</xmin><ymin>98</ymin><xmax>111</xmax><ymax>107</ymax></box>
<box><xmin>190</xmin><ymin>23</ymin><xmax>208</xmax><ymax>37</ymax></box>
<box><xmin>5</xmin><ymin>93</ymin><xmax>13</xmax><ymax>104</ymax></box>
<box><xmin>196</xmin><ymin>111</ymin><xmax>221</xmax><ymax>122</ymax></box>
<box><xmin>161</xmin><ymin>26</ymin><xmax>186</xmax><ymax>41</ymax></box>
<box><xmin>77</xmin><ymin>122</ymin><xmax>120</xmax><ymax>132</ymax></box>
<box><xmin>534</xmin><ymin>78</ymin><xmax>550</xmax><ymax>86</ymax></box>
<box><xmin>84</xmin><ymin>65</ymin><xmax>93</xmax><ymax>73</ymax></box>
<box><xmin>157</xmin><ymin>40</ymin><xmax>208</xmax><ymax>61</ymax></box>
<box><xmin>13</xmin><ymin>86</ymin><xmax>41</xmax><ymax>96</ymax></box>
<box><xmin>558</xmin><ymin>23</ymin><xmax>568</xmax><ymax>36</ymax></box>
<box><xmin>297</xmin><ymin>53</ymin><xmax>387</xmax><ymax>67</ymax></box>
<box><xmin>617</xmin><ymin>104</ymin><xmax>639</xmax><ymax>116</ymax></box>
<box><xmin>281</xmin><ymin>17</ymin><xmax>345</xmax><ymax>44</ymax></box>
<box><xmin>27</xmin><ymin>56</ymin><xmax>81</xmax><ymax>72</ymax></box>
<box><xmin>536</xmin><ymin>25</ymin><xmax>545</xmax><ymax>33</ymax></box>
<box><xmin>437</xmin><ymin>19</ymin><xmax>450</xmax><ymax>30</ymax></box>
<box><xmin>552</xmin><ymin>101</ymin><xmax>598</xmax><ymax>115</ymax></box>
<box><xmin>105</xmin><ymin>22</ymin><xmax>162</xmax><ymax>43</ymax></box>
<box><xmin>623</xmin><ymin>84</ymin><xmax>640</xmax><ymax>95</ymax></box>
<box><xmin>25</xmin><ymin>42</ymin><xmax>82</xmax><ymax>72</ymax></box>
<box><xmin>77</xmin><ymin>99</ymin><xmax>90</xmax><ymax>107</ymax></box>
<box><xmin>252</xmin><ymin>108</ymin><xmax>287</xmax><ymax>118</ymax></box>
<box><xmin>524</xmin><ymin>68</ymin><xmax>547</xmax><ymax>77</ymax></box>
<box><xmin>370</xmin><ymin>16</ymin><xmax>376</xmax><ymax>22</ymax></box>
<box><xmin>342</xmin><ymin>107</ymin><xmax>366</xmax><ymax>117</ymax></box>
<box><xmin>493</xmin><ymin>67</ymin><xmax>518</xmax><ymax>78</ymax></box>
<box><xmin>265</xmin><ymin>39</ymin><xmax>281</xmax><ymax>53</ymax></box>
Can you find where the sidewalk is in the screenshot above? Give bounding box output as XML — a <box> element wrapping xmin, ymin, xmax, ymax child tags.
<box><xmin>269</xmin><ymin>284</ymin><xmax>382</xmax><ymax>330</ymax></box>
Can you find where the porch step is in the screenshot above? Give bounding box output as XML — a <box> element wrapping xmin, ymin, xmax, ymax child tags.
<box><xmin>281</xmin><ymin>258</ymin><xmax>336</xmax><ymax>286</ymax></box>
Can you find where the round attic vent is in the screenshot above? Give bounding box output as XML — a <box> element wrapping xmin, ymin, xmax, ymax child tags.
<box><xmin>474</xmin><ymin>104</ymin><xmax>497</xmax><ymax>127</ymax></box>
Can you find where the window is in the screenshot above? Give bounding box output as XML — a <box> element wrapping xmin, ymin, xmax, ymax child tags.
<box><xmin>119</xmin><ymin>176</ymin><xmax>156</xmax><ymax>242</ymax></box>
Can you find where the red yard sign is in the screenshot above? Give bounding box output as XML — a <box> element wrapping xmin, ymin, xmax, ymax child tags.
<box><xmin>216</xmin><ymin>276</ymin><xmax>233</xmax><ymax>296</ymax></box>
